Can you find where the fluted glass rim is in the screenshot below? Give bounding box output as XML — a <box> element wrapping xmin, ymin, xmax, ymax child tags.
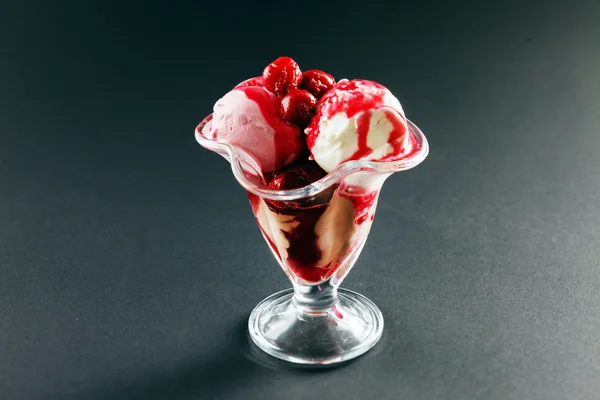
<box><xmin>195</xmin><ymin>115</ymin><xmax>429</xmax><ymax>200</ymax></box>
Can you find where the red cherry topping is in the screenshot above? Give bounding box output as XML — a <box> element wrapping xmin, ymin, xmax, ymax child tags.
<box><xmin>280</xmin><ymin>89</ymin><xmax>317</xmax><ymax>127</ymax></box>
<box><xmin>268</xmin><ymin>161</ymin><xmax>326</xmax><ymax>190</ymax></box>
<box><xmin>268</xmin><ymin>172</ymin><xmax>307</xmax><ymax>190</ymax></box>
<box><xmin>299</xmin><ymin>70</ymin><xmax>336</xmax><ymax>98</ymax></box>
<box><xmin>262</xmin><ymin>57</ymin><xmax>302</xmax><ymax>97</ymax></box>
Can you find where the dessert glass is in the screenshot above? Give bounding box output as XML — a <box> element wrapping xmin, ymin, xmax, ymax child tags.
<box><xmin>196</xmin><ymin>117</ymin><xmax>428</xmax><ymax>365</ymax></box>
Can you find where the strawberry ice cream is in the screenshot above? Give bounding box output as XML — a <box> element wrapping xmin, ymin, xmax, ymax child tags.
<box><xmin>201</xmin><ymin>84</ymin><xmax>305</xmax><ymax>173</ymax></box>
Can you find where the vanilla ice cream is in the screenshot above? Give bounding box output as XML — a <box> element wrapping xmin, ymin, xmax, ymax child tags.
<box><xmin>306</xmin><ymin>79</ymin><xmax>413</xmax><ymax>172</ymax></box>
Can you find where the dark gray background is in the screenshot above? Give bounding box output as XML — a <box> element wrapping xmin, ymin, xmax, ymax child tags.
<box><xmin>2</xmin><ymin>0</ymin><xmax>600</xmax><ymax>399</ymax></box>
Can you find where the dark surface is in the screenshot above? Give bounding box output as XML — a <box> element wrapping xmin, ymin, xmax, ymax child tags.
<box><xmin>2</xmin><ymin>0</ymin><xmax>600</xmax><ymax>399</ymax></box>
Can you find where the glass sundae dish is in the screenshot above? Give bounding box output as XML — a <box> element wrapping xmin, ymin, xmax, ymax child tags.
<box><xmin>195</xmin><ymin>57</ymin><xmax>428</xmax><ymax>364</ymax></box>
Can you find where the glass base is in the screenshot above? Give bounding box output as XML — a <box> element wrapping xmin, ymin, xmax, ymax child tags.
<box><xmin>248</xmin><ymin>288</ymin><xmax>384</xmax><ymax>365</ymax></box>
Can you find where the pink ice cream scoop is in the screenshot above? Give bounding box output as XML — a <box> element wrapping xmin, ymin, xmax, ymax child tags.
<box><xmin>201</xmin><ymin>81</ymin><xmax>305</xmax><ymax>173</ymax></box>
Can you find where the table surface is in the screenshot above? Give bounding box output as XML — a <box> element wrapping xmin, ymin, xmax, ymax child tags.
<box><xmin>2</xmin><ymin>1</ymin><xmax>600</xmax><ymax>399</ymax></box>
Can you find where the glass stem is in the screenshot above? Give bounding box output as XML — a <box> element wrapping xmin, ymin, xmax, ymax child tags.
<box><xmin>292</xmin><ymin>279</ymin><xmax>338</xmax><ymax>314</ymax></box>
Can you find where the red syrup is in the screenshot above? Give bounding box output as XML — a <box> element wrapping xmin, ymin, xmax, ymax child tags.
<box><xmin>342</xmin><ymin>189</ymin><xmax>379</xmax><ymax>225</ymax></box>
<box><xmin>247</xmin><ymin>178</ymin><xmax>381</xmax><ymax>283</ymax></box>
<box><xmin>333</xmin><ymin>304</ymin><xmax>344</xmax><ymax>319</ymax></box>
<box><xmin>242</xmin><ymin>87</ymin><xmax>304</xmax><ymax>170</ymax></box>
<box><xmin>248</xmin><ymin>190</ymin><xmax>332</xmax><ymax>282</ymax></box>
<box><xmin>306</xmin><ymin>79</ymin><xmax>413</xmax><ymax>163</ymax></box>
<box><xmin>248</xmin><ymin>160</ymin><xmax>335</xmax><ymax>282</ymax></box>
<box><xmin>276</xmin><ymin>201</ymin><xmax>328</xmax><ymax>282</ymax></box>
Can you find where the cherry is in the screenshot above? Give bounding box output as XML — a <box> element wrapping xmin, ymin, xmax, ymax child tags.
<box><xmin>268</xmin><ymin>161</ymin><xmax>326</xmax><ymax>190</ymax></box>
<box><xmin>262</xmin><ymin>57</ymin><xmax>302</xmax><ymax>97</ymax></box>
<box><xmin>280</xmin><ymin>89</ymin><xmax>317</xmax><ymax>127</ymax></box>
<box><xmin>268</xmin><ymin>171</ymin><xmax>308</xmax><ymax>190</ymax></box>
<box><xmin>299</xmin><ymin>70</ymin><xmax>336</xmax><ymax>99</ymax></box>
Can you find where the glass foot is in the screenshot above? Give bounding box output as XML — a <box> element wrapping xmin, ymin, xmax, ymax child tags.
<box><xmin>248</xmin><ymin>288</ymin><xmax>384</xmax><ymax>365</ymax></box>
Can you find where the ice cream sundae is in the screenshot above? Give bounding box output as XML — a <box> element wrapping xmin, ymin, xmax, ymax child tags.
<box><xmin>195</xmin><ymin>56</ymin><xmax>428</xmax><ymax>365</ymax></box>
<box><xmin>198</xmin><ymin>57</ymin><xmax>418</xmax><ymax>284</ymax></box>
